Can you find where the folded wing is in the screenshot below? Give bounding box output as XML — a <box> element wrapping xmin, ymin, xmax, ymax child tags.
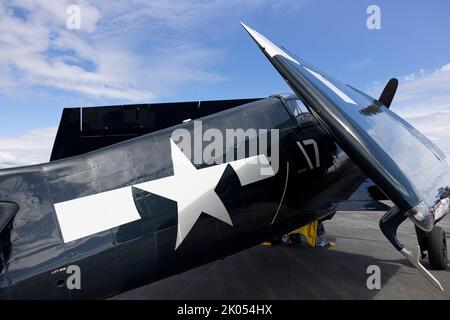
<box><xmin>242</xmin><ymin>22</ymin><xmax>450</xmax><ymax>290</ymax></box>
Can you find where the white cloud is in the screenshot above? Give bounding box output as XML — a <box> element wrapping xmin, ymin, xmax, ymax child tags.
<box><xmin>0</xmin><ymin>1</ymin><xmax>228</xmax><ymax>102</ymax></box>
<box><xmin>396</xmin><ymin>64</ymin><xmax>450</xmax><ymax>114</ymax></box>
<box><xmin>0</xmin><ymin>1</ymin><xmax>156</xmax><ymax>101</ymax></box>
<box><xmin>395</xmin><ymin>64</ymin><xmax>450</xmax><ymax>159</ymax></box>
<box><xmin>0</xmin><ymin>127</ymin><xmax>57</xmax><ymax>168</ymax></box>
<box><xmin>0</xmin><ymin>0</ymin><xmax>305</xmax><ymax>103</ymax></box>
<box><xmin>0</xmin><ymin>0</ymin><xmax>307</xmax><ymax>169</ymax></box>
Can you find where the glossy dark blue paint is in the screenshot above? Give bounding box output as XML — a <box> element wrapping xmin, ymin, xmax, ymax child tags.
<box><xmin>250</xmin><ymin>39</ymin><xmax>450</xmax><ymax>233</ymax></box>
<box><xmin>0</xmin><ymin>96</ymin><xmax>361</xmax><ymax>299</ymax></box>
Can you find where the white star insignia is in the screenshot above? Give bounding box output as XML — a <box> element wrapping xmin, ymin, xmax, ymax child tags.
<box><xmin>134</xmin><ymin>139</ymin><xmax>275</xmax><ymax>249</ymax></box>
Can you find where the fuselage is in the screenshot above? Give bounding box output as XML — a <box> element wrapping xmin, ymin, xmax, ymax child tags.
<box><xmin>0</xmin><ymin>95</ymin><xmax>361</xmax><ymax>299</ymax></box>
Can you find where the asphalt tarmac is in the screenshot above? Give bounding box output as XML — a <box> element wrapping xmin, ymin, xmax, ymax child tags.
<box><xmin>113</xmin><ymin>207</ymin><xmax>450</xmax><ymax>300</ymax></box>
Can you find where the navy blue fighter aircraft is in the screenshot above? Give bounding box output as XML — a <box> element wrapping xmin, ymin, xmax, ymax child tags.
<box><xmin>0</xmin><ymin>24</ymin><xmax>448</xmax><ymax>299</ymax></box>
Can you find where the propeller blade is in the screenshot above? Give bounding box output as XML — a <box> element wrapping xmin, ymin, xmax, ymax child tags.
<box><xmin>379</xmin><ymin>78</ymin><xmax>398</xmax><ymax>108</ymax></box>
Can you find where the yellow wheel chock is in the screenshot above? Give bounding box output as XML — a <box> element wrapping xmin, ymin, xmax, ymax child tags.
<box><xmin>289</xmin><ymin>220</ymin><xmax>318</xmax><ymax>247</ymax></box>
<box><xmin>261</xmin><ymin>220</ymin><xmax>324</xmax><ymax>247</ymax></box>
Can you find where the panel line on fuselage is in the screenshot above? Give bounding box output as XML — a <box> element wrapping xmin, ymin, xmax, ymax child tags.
<box><xmin>271</xmin><ymin>162</ymin><xmax>289</xmax><ymax>225</ymax></box>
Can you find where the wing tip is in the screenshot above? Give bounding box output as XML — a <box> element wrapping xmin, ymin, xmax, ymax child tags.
<box><xmin>239</xmin><ymin>21</ymin><xmax>249</xmax><ymax>29</ymax></box>
<box><xmin>239</xmin><ymin>22</ymin><xmax>300</xmax><ymax>65</ymax></box>
<box><xmin>240</xmin><ymin>21</ymin><xmax>256</xmax><ymax>39</ymax></box>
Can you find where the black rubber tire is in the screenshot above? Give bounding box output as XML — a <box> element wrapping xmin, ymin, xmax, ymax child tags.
<box><xmin>427</xmin><ymin>226</ymin><xmax>447</xmax><ymax>270</ymax></box>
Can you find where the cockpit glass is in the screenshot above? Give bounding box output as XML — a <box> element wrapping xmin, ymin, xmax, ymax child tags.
<box><xmin>285</xmin><ymin>99</ymin><xmax>317</xmax><ymax>126</ymax></box>
<box><xmin>286</xmin><ymin>99</ymin><xmax>303</xmax><ymax>117</ymax></box>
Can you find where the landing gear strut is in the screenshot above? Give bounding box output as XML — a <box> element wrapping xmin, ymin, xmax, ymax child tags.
<box><xmin>380</xmin><ymin>206</ymin><xmax>444</xmax><ymax>291</ymax></box>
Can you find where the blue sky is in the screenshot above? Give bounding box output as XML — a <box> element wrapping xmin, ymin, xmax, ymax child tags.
<box><xmin>0</xmin><ymin>0</ymin><xmax>450</xmax><ymax>167</ymax></box>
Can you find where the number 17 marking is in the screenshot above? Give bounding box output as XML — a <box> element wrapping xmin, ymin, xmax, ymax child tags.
<box><xmin>297</xmin><ymin>139</ymin><xmax>320</xmax><ymax>170</ymax></box>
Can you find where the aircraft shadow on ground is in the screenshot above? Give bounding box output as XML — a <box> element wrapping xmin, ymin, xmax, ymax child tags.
<box><xmin>113</xmin><ymin>246</ymin><xmax>403</xmax><ymax>300</ymax></box>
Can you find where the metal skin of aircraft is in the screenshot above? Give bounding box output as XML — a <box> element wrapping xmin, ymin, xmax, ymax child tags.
<box><xmin>0</xmin><ymin>23</ymin><xmax>448</xmax><ymax>299</ymax></box>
